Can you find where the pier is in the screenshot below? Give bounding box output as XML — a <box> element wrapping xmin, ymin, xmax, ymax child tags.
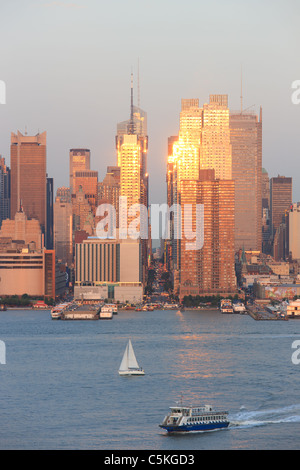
<box><xmin>246</xmin><ymin>304</ymin><xmax>288</xmax><ymax>321</ymax></box>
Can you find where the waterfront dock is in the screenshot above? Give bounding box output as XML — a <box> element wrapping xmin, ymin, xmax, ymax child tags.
<box><xmin>246</xmin><ymin>304</ymin><xmax>288</xmax><ymax>321</ymax></box>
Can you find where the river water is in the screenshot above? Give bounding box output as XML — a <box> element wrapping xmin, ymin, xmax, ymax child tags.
<box><xmin>0</xmin><ymin>308</ymin><xmax>299</xmax><ymax>450</ymax></box>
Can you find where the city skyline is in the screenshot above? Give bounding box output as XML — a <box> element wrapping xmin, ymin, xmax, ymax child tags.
<box><xmin>0</xmin><ymin>0</ymin><xmax>299</xmax><ymax>206</ymax></box>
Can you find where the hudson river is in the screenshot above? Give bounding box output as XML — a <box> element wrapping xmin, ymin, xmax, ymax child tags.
<box><xmin>0</xmin><ymin>308</ymin><xmax>299</xmax><ymax>450</ymax></box>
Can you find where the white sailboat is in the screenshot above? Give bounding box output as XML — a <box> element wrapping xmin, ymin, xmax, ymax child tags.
<box><xmin>118</xmin><ymin>339</ymin><xmax>145</xmax><ymax>376</ymax></box>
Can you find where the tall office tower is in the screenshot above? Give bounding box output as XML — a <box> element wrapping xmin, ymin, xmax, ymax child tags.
<box><xmin>167</xmin><ymin>96</ymin><xmax>236</xmax><ymax>296</ymax></box>
<box><xmin>54</xmin><ymin>188</ymin><xmax>73</xmax><ymax>265</ymax></box>
<box><xmin>46</xmin><ymin>177</ymin><xmax>54</xmax><ymax>250</ymax></box>
<box><xmin>98</xmin><ymin>166</ymin><xmax>120</xmax><ymax>225</ymax></box>
<box><xmin>73</xmin><ymin>170</ymin><xmax>98</xmax><ymax>213</ymax></box>
<box><xmin>270</xmin><ymin>176</ymin><xmax>292</xmax><ymax>238</ymax></box>
<box><xmin>179</xmin><ymin>172</ymin><xmax>236</xmax><ymax>300</ymax></box>
<box><xmin>10</xmin><ymin>131</ymin><xmax>47</xmax><ymax>236</ymax></box>
<box><xmin>0</xmin><ymin>157</ymin><xmax>10</xmax><ymax>227</ymax></box>
<box><xmin>115</xmin><ymin>74</ymin><xmax>149</xmax><ymax>283</ymax></box>
<box><xmin>116</xmin><ymin>74</ymin><xmax>149</xmax><ymax>215</ymax></box>
<box><xmin>201</xmin><ymin>95</ymin><xmax>232</xmax><ymax>180</ymax></box>
<box><xmin>229</xmin><ymin>108</ymin><xmax>262</xmax><ymax>251</ymax></box>
<box><xmin>69</xmin><ymin>149</ymin><xmax>90</xmax><ymax>193</ymax></box>
<box><xmin>167</xmin><ymin>100</ymin><xmax>202</xmax><ymax>271</ymax></box>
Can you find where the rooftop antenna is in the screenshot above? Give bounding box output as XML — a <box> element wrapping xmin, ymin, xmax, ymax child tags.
<box><xmin>240</xmin><ymin>66</ymin><xmax>243</xmax><ymax>114</ymax></box>
<box><xmin>137</xmin><ymin>57</ymin><xmax>140</xmax><ymax>109</ymax></box>
<box><xmin>25</xmin><ymin>125</ymin><xmax>28</xmax><ymax>136</ymax></box>
<box><xmin>128</xmin><ymin>69</ymin><xmax>135</xmax><ymax>134</ymax></box>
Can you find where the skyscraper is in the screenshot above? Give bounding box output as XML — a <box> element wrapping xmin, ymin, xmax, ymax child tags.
<box><xmin>229</xmin><ymin>108</ymin><xmax>262</xmax><ymax>251</ymax></box>
<box><xmin>201</xmin><ymin>95</ymin><xmax>232</xmax><ymax>180</ymax></box>
<box><xmin>115</xmin><ymin>74</ymin><xmax>149</xmax><ymax>283</ymax></box>
<box><xmin>69</xmin><ymin>149</ymin><xmax>90</xmax><ymax>194</ymax></box>
<box><xmin>10</xmin><ymin>130</ymin><xmax>47</xmax><ymax>235</ymax></box>
<box><xmin>73</xmin><ymin>169</ymin><xmax>98</xmax><ymax>213</ymax></box>
<box><xmin>270</xmin><ymin>176</ymin><xmax>292</xmax><ymax>238</ymax></box>
<box><xmin>54</xmin><ymin>188</ymin><xmax>73</xmax><ymax>265</ymax></box>
<box><xmin>179</xmin><ymin>173</ymin><xmax>236</xmax><ymax>300</ymax></box>
<box><xmin>46</xmin><ymin>177</ymin><xmax>54</xmax><ymax>250</ymax></box>
<box><xmin>167</xmin><ymin>96</ymin><xmax>236</xmax><ymax>297</ymax></box>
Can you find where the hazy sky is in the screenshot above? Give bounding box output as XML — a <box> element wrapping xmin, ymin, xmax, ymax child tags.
<box><xmin>0</xmin><ymin>0</ymin><xmax>299</xmax><ymax>203</ymax></box>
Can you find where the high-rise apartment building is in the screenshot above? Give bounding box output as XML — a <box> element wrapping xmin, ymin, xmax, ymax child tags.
<box><xmin>270</xmin><ymin>176</ymin><xmax>292</xmax><ymax>238</ymax></box>
<box><xmin>10</xmin><ymin>131</ymin><xmax>47</xmax><ymax>235</ymax></box>
<box><xmin>167</xmin><ymin>96</ymin><xmax>236</xmax><ymax>297</ymax></box>
<box><xmin>69</xmin><ymin>149</ymin><xmax>90</xmax><ymax>193</ymax></box>
<box><xmin>229</xmin><ymin>109</ymin><xmax>262</xmax><ymax>251</ymax></box>
<box><xmin>179</xmin><ymin>173</ymin><xmax>236</xmax><ymax>300</ymax></box>
<box><xmin>201</xmin><ymin>95</ymin><xmax>232</xmax><ymax>180</ymax></box>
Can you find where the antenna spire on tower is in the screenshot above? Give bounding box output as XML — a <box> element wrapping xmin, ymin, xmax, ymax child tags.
<box><xmin>128</xmin><ymin>70</ymin><xmax>135</xmax><ymax>134</ymax></box>
<box><xmin>240</xmin><ymin>66</ymin><xmax>243</xmax><ymax>114</ymax></box>
<box><xmin>137</xmin><ymin>57</ymin><xmax>140</xmax><ymax>109</ymax></box>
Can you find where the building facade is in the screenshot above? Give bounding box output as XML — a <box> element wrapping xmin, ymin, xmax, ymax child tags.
<box><xmin>74</xmin><ymin>236</ymin><xmax>143</xmax><ymax>303</ymax></box>
<box><xmin>230</xmin><ymin>109</ymin><xmax>262</xmax><ymax>251</ymax></box>
<box><xmin>69</xmin><ymin>148</ymin><xmax>90</xmax><ymax>194</ymax></box>
<box><xmin>270</xmin><ymin>176</ymin><xmax>292</xmax><ymax>238</ymax></box>
<box><xmin>10</xmin><ymin>131</ymin><xmax>47</xmax><ymax>235</ymax></box>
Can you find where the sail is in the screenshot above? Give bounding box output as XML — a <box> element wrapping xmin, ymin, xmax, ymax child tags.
<box><xmin>119</xmin><ymin>342</ymin><xmax>129</xmax><ymax>371</ymax></box>
<box><xmin>127</xmin><ymin>339</ymin><xmax>140</xmax><ymax>369</ymax></box>
<box><xmin>119</xmin><ymin>340</ymin><xmax>140</xmax><ymax>371</ymax></box>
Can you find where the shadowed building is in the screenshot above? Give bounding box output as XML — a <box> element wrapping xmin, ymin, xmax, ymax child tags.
<box><xmin>10</xmin><ymin>131</ymin><xmax>47</xmax><ymax>235</ymax></box>
<box><xmin>230</xmin><ymin>108</ymin><xmax>262</xmax><ymax>251</ymax></box>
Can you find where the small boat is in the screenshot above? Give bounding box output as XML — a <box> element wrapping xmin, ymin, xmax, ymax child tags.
<box><xmin>51</xmin><ymin>307</ymin><xmax>63</xmax><ymax>320</ymax></box>
<box><xmin>100</xmin><ymin>306</ymin><xmax>113</xmax><ymax>319</ymax></box>
<box><xmin>105</xmin><ymin>303</ymin><xmax>118</xmax><ymax>314</ymax></box>
<box><xmin>118</xmin><ymin>339</ymin><xmax>145</xmax><ymax>376</ymax></box>
<box><xmin>232</xmin><ymin>302</ymin><xmax>246</xmax><ymax>313</ymax></box>
<box><xmin>0</xmin><ymin>304</ymin><xmax>7</xmax><ymax>311</ymax></box>
<box><xmin>220</xmin><ymin>299</ymin><xmax>233</xmax><ymax>314</ymax></box>
<box><xmin>159</xmin><ymin>401</ymin><xmax>229</xmax><ymax>433</ymax></box>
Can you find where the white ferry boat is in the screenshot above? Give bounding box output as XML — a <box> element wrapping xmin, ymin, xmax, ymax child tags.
<box><xmin>105</xmin><ymin>303</ymin><xmax>118</xmax><ymax>314</ymax></box>
<box><xmin>51</xmin><ymin>302</ymin><xmax>70</xmax><ymax>320</ymax></box>
<box><xmin>100</xmin><ymin>305</ymin><xmax>113</xmax><ymax>319</ymax></box>
<box><xmin>220</xmin><ymin>299</ymin><xmax>233</xmax><ymax>314</ymax></box>
<box><xmin>159</xmin><ymin>403</ymin><xmax>229</xmax><ymax>433</ymax></box>
<box><xmin>232</xmin><ymin>302</ymin><xmax>246</xmax><ymax>313</ymax></box>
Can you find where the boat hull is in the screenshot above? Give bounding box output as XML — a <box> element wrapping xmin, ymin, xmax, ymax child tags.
<box><xmin>119</xmin><ymin>370</ymin><xmax>145</xmax><ymax>376</ymax></box>
<box><xmin>159</xmin><ymin>421</ymin><xmax>229</xmax><ymax>433</ymax></box>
